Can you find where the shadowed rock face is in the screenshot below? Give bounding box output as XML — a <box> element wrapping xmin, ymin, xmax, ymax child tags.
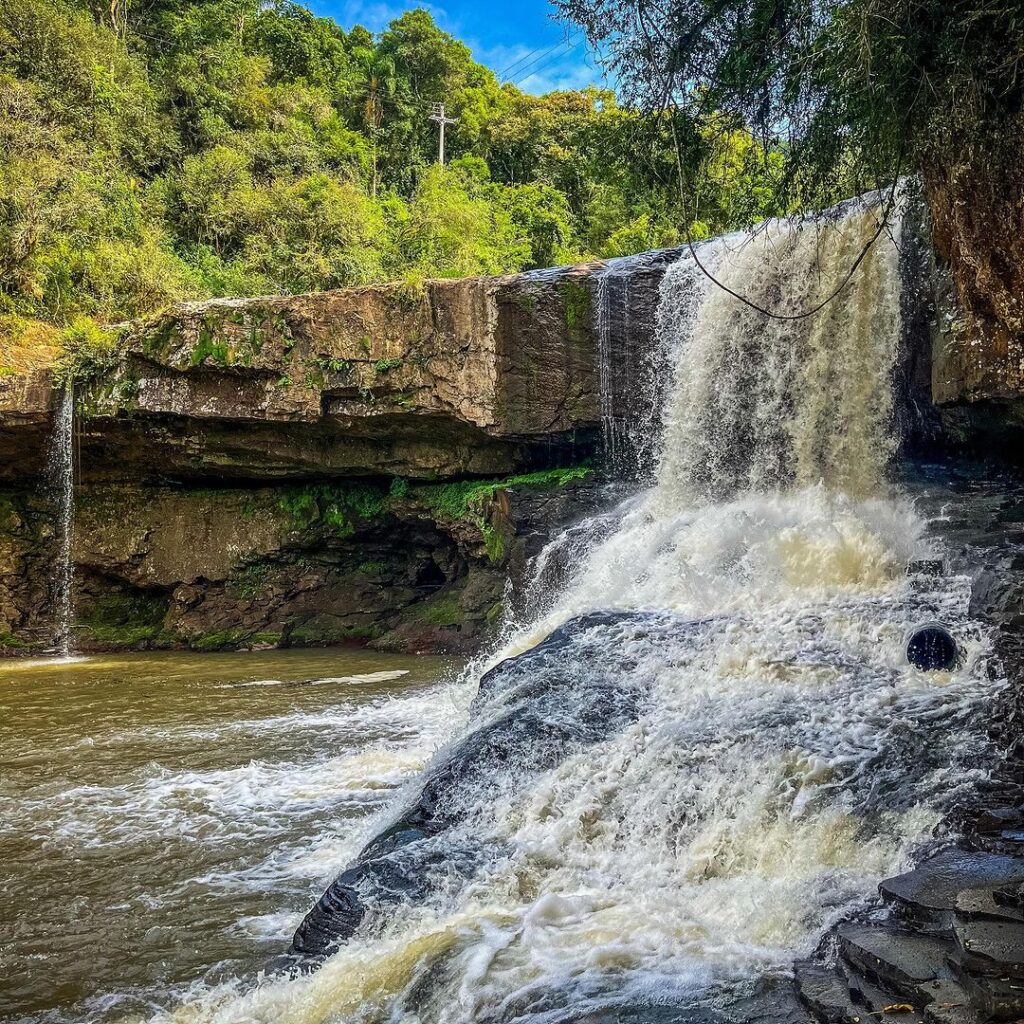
<box><xmin>0</xmin><ymin>474</ymin><xmax>608</xmax><ymax>655</ymax></box>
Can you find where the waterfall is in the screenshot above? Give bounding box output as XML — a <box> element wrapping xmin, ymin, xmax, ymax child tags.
<box><xmin>593</xmin><ymin>250</ymin><xmax>681</xmax><ymax>480</ymax></box>
<box><xmin>595</xmin><ymin>268</ymin><xmax>620</xmax><ymax>467</ymax></box>
<box><xmin>151</xmin><ymin>194</ymin><xmax>1004</xmax><ymax>1024</ymax></box>
<box><xmin>657</xmin><ymin>197</ymin><xmax>902</xmax><ymax>502</ymax></box>
<box><xmin>46</xmin><ymin>383</ymin><xmax>76</xmax><ymax>658</ymax></box>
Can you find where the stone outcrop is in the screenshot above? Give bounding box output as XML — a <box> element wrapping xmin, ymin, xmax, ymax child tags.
<box><xmin>0</xmin><ymin>470</ymin><xmax>601</xmax><ymax>655</ymax></box>
<box><xmin>796</xmin><ymin>843</ymin><xmax>1024</xmax><ymax>1024</ymax></box>
<box><xmin>0</xmin><ymin>251</ymin><xmax>674</xmax><ymax>656</ymax></box>
<box><xmin>0</xmin><ymin>269</ymin><xmax>636</xmax><ymax>483</ymax></box>
<box><xmin>921</xmin><ymin>145</ymin><xmax>1024</xmax><ymax>445</ymax></box>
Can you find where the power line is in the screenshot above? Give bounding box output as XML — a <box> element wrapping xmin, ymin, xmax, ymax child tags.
<box><xmin>496</xmin><ymin>38</ymin><xmax>572</xmax><ymax>81</ymax></box>
<box><xmin>511</xmin><ymin>38</ymin><xmax>583</xmax><ymax>88</ymax></box>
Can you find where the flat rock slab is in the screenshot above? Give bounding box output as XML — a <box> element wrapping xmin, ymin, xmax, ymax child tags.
<box><xmin>955</xmin><ymin>887</ymin><xmax>1024</xmax><ymax>922</ymax></box>
<box><xmin>794</xmin><ymin>964</ymin><xmax>864</xmax><ymax>1024</ymax></box>
<box><xmin>953</xmin><ymin>918</ymin><xmax>1024</xmax><ymax>977</ymax></box>
<box><xmin>880</xmin><ymin>849</ymin><xmax>1024</xmax><ymax>915</ymax></box>
<box><xmin>836</xmin><ymin>923</ymin><xmax>953</xmax><ymax>993</ymax></box>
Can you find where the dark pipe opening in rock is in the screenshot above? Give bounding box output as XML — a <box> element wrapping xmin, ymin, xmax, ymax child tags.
<box><xmin>906</xmin><ymin>623</ymin><xmax>960</xmax><ymax>671</ymax></box>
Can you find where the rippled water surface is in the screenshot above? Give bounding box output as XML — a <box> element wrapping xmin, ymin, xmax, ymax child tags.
<box><xmin>0</xmin><ymin>649</ymin><xmax>465</xmax><ymax>1023</ymax></box>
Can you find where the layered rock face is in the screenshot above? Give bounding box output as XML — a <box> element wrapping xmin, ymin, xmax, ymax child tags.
<box><xmin>0</xmin><ymin>260</ymin><xmax>667</xmax><ymax>655</ymax></box>
<box><xmin>4</xmin><ymin>186</ymin><xmax>1024</xmax><ymax>655</ymax></box>
<box><xmin>3</xmin><ymin>272</ymin><xmax>613</xmax><ymax>484</ymax></box>
<box><xmin>923</xmin><ymin>144</ymin><xmax>1024</xmax><ymax>443</ymax></box>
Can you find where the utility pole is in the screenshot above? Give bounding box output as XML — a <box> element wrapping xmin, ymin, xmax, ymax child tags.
<box><xmin>428</xmin><ymin>102</ymin><xmax>458</xmax><ymax>165</ymax></box>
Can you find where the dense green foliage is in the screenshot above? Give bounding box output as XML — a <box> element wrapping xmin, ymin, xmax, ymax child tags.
<box><xmin>0</xmin><ymin>0</ymin><xmax>783</xmax><ymax>360</ymax></box>
<box><xmin>556</xmin><ymin>0</ymin><xmax>1024</xmax><ymax>205</ymax></box>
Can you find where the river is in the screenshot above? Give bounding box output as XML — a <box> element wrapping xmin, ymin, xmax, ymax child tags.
<box><xmin>0</xmin><ymin>650</ymin><xmax>465</xmax><ymax>1023</ymax></box>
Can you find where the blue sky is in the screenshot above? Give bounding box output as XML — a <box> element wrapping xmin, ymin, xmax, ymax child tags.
<box><xmin>306</xmin><ymin>0</ymin><xmax>606</xmax><ymax>94</ymax></box>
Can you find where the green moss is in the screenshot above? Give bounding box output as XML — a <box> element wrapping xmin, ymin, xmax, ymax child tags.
<box><xmin>190</xmin><ymin>629</ymin><xmax>246</xmax><ymax>652</ymax></box>
<box><xmin>413</xmin><ymin>466</ymin><xmax>591</xmax><ymax>521</ymax></box>
<box><xmin>84</xmin><ymin>591</ymin><xmax>168</xmax><ymax>630</ymax></box>
<box><xmin>287</xmin><ymin>623</ymin><xmax>382</xmax><ymax>645</ymax></box>
<box><xmin>408</xmin><ymin>592</ymin><xmax>462</xmax><ymax>627</ymax></box>
<box><xmin>227</xmin><ymin>562</ymin><xmax>275</xmax><ymax>600</ymax></box>
<box><xmin>389</xmin><ymin>476</ymin><xmax>409</xmax><ymax>498</ymax></box>
<box><xmin>481</xmin><ymin>523</ymin><xmax>507</xmax><ymax>562</ymax></box>
<box><xmin>357</xmin><ymin>560</ymin><xmax>388</xmax><ymax>575</ymax></box>
<box><xmin>359</xmin><ymin>335</ymin><xmax>372</xmax><ymax>354</ymax></box>
<box><xmin>409</xmin><ymin>465</ymin><xmax>590</xmax><ymax>563</ymax></box>
<box><xmin>373</xmin><ymin>357</ymin><xmax>402</xmax><ymax>373</ymax></box>
<box><xmin>248</xmin><ymin>632</ymin><xmax>283</xmax><ymax>647</ymax></box>
<box><xmin>561</xmin><ymin>278</ymin><xmax>591</xmax><ymax>331</ymax></box>
<box><xmin>277</xmin><ymin>483</ymin><xmax>388</xmax><ymax>537</ymax></box>
<box><xmin>190</xmin><ymin>328</ymin><xmax>231</xmax><ymax>367</ymax></box>
<box><xmin>314</xmin><ymin>356</ymin><xmax>353</xmax><ymax>375</ymax></box>
<box><xmin>83</xmin><ymin>623</ymin><xmax>166</xmax><ymax>647</ymax></box>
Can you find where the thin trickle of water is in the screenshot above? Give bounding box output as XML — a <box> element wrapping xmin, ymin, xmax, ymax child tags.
<box><xmin>46</xmin><ymin>382</ymin><xmax>76</xmax><ymax>658</ymax></box>
<box><xmin>595</xmin><ymin>269</ymin><xmax>619</xmax><ymax>466</ymax></box>
<box><xmin>592</xmin><ymin>250</ymin><xmax>680</xmax><ymax>480</ymax></box>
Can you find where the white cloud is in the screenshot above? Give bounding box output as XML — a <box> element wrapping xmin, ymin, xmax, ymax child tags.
<box><xmin>309</xmin><ymin>0</ymin><xmax>451</xmax><ymax>33</ymax></box>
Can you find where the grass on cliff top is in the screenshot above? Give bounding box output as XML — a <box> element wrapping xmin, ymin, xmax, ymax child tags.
<box><xmin>0</xmin><ymin>316</ymin><xmax>60</xmax><ymax>377</ymax></box>
<box><xmin>0</xmin><ymin>314</ymin><xmax>124</xmax><ymax>383</ymax></box>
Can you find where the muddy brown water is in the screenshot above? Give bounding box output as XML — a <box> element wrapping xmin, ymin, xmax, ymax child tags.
<box><xmin>0</xmin><ymin>649</ymin><xmax>466</xmax><ymax>1023</ymax></box>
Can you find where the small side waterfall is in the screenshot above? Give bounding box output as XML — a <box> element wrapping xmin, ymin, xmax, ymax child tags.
<box><xmin>46</xmin><ymin>383</ymin><xmax>76</xmax><ymax>658</ymax></box>
<box><xmin>593</xmin><ymin>250</ymin><xmax>681</xmax><ymax>480</ymax></box>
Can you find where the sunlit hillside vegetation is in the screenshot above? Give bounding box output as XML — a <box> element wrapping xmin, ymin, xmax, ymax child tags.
<box><xmin>0</xmin><ymin>0</ymin><xmax>784</xmax><ymax>370</ymax></box>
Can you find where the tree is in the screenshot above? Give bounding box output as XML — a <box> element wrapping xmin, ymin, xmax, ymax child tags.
<box><xmin>554</xmin><ymin>0</ymin><xmax>1024</xmax><ymax>205</ymax></box>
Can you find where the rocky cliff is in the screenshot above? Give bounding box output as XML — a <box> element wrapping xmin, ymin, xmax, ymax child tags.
<box><xmin>0</xmin><ymin>258</ymin><xmax>668</xmax><ymax>655</ymax></box>
<box><xmin>922</xmin><ymin>143</ymin><xmax>1024</xmax><ymax>443</ymax></box>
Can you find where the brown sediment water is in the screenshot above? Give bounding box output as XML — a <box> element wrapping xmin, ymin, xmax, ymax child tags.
<box><xmin>0</xmin><ymin>649</ymin><xmax>465</xmax><ymax>1023</ymax></box>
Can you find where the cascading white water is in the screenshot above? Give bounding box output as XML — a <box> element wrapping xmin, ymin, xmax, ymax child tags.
<box><xmin>141</xmin><ymin>194</ymin><xmax>1004</xmax><ymax>1024</ymax></box>
<box><xmin>656</xmin><ymin>200</ymin><xmax>902</xmax><ymax>502</ymax></box>
<box><xmin>593</xmin><ymin>251</ymin><xmax>676</xmax><ymax>480</ymax></box>
<box><xmin>46</xmin><ymin>383</ymin><xmax>76</xmax><ymax>659</ymax></box>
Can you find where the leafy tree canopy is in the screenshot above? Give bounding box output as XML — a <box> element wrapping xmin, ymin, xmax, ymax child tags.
<box><xmin>0</xmin><ymin>0</ymin><xmax>786</xmax><ymax>364</ymax></box>
<box><xmin>554</xmin><ymin>0</ymin><xmax>1024</xmax><ymax>207</ymax></box>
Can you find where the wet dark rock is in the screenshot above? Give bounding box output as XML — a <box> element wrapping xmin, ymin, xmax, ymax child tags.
<box><xmin>952</xmin><ymin>918</ymin><xmax>1024</xmax><ymax>977</ymax></box>
<box><xmin>836</xmin><ymin>924</ymin><xmax>952</xmax><ymax>993</ymax></box>
<box><xmin>282</xmin><ymin>612</ymin><xmax>717</xmax><ymax>968</ymax></box>
<box><xmin>908</xmin><ymin>560</ymin><xmax>946</xmax><ymax>577</ymax></box>
<box><xmin>955</xmin><ymin>886</ymin><xmax>1024</xmax><ymax>922</ymax></box>
<box><xmin>798</xmin><ymin>847</ymin><xmax>1024</xmax><ymax>1024</ymax></box>
<box><xmin>879</xmin><ymin>849</ymin><xmax>1024</xmax><ymax>919</ymax></box>
<box><xmin>794</xmin><ymin>964</ymin><xmax>866</xmax><ymax>1024</ymax></box>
